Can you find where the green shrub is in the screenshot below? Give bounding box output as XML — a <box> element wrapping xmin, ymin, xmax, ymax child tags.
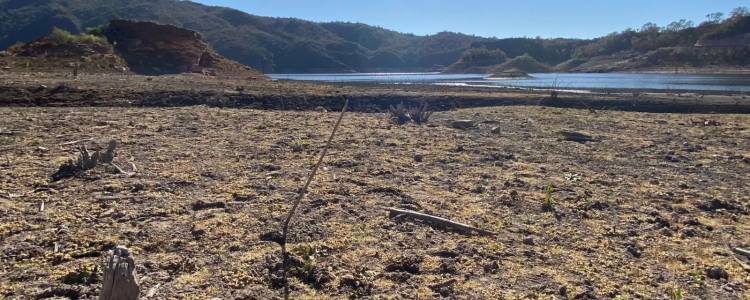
<box><xmin>48</xmin><ymin>27</ymin><xmax>107</xmax><ymax>45</ymax></box>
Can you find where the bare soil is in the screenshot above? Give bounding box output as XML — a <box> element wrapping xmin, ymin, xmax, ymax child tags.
<box><xmin>1</xmin><ymin>103</ymin><xmax>749</xmax><ymax>299</ymax></box>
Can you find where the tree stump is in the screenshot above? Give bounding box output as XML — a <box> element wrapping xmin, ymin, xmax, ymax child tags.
<box><xmin>99</xmin><ymin>246</ymin><xmax>140</xmax><ymax>300</ymax></box>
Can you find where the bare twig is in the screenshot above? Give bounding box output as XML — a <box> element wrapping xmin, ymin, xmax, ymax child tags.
<box><xmin>385</xmin><ymin>207</ymin><xmax>496</xmax><ymax>236</ymax></box>
<box><xmin>59</xmin><ymin>138</ymin><xmax>93</xmax><ymax>146</ymax></box>
<box><xmin>280</xmin><ymin>99</ymin><xmax>348</xmax><ymax>299</ymax></box>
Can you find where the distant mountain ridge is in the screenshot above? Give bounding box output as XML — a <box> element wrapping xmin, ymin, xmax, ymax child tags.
<box><xmin>0</xmin><ymin>0</ymin><xmax>749</xmax><ymax>73</ymax></box>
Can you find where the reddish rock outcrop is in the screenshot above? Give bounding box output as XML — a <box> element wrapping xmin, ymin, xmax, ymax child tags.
<box><xmin>105</xmin><ymin>20</ymin><xmax>205</xmax><ymax>74</ymax></box>
<box><xmin>105</xmin><ymin>19</ymin><xmax>264</xmax><ymax>78</ymax></box>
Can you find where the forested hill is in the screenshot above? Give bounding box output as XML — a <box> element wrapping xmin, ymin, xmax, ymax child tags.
<box><xmin>0</xmin><ymin>0</ymin><xmax>490</xmax><ymax>73</ymax></box>
<box><xmin>1</xmin><ymin>0</ymin><xmax>749</xmax><ymax>73</ymax></box>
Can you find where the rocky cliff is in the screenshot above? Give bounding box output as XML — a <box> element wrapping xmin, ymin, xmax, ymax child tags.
<box><xmin>104</xmin><ymin>20</ymin><xmax>264</xmax><ymax>78</ymax></box>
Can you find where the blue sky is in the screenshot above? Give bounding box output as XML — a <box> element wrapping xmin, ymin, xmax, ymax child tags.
<box><xmin>193</xmin><ymin>0</ymin><xmax>747</xmax><ymax>39</ymax></box>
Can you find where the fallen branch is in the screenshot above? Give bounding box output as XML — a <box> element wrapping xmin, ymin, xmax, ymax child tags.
<box><xmin>734</xmin><ymin>247</ymin><xmax>750</xmax><ymax>258</ymax></box>
<box><xmin>59</xmin><ymin>138</ymin><xmax>93</xmax><ymax>146</ymax></box>
<box><xmin>110</xmin><ymin>162</ymin><xmax>135</xmax><ymax>177</ymax></box>
<box><xmin>385</xmin><ymin>207</ymin><xmax>496</xmax><ymax>236</ymax></box>
<box><xmin>280</xmin><ymin>99</ymin><xmax>348</xmax><ymax>300</ymax></box>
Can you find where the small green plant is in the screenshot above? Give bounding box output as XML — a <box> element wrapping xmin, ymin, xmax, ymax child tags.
<box><xmin>688</xmin><ymin>270</ymin><xmax>705</xmax><ymax>285</ymax></box>
<box><xmin>612</xmin><ymin>295</ymin><xmax>625</xmax><ymax>300</ymax></box>
<box><xmin>292</xmin><ymin>244</ymin><xmax>318</xmax><ymax>281</ymax></box>
<box><xmin>542</xmin><ymin>184</ymin><xmax>554</xmax><ymax>211</ymax></box>
<box><xmin>290</xmin><ymin>139</ymin><xmax>307</xmax><ymax>153</ymax></box>
<box><xmin>85</xmin><ymin>25</ymin><xmax>107</xmax><ymax>37</ymax></box>
<box><xmin>48</xmin><ymin>27</ymin><xmax>107</xmax><ymax>45</ymax></box>
<box><xmin>669</xmin><ymin>287</ymin><xmax>683</xmax><ymax>300</ymax></box>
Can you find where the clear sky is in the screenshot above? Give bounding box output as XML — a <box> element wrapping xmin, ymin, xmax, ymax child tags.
<box><xmin>192</xmin><ymin>0</ymin><xmax>747</xmax><ymax>39</ymax></box>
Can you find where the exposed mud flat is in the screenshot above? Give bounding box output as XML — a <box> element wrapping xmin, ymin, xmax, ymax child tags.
<box><xmin>0</xmin><ymin>105</ymin><xmax>748</xmax><ymax>299</ymax></box>
<box><xmin>0</xmin><ymin>72</ymin><xmax>749</xmax><ymax>113</ymax></box>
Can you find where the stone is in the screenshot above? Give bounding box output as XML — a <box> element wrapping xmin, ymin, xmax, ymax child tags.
<box><xmin>559</xmin><ymin>131</ymin><xmax>595</xmax><ymax>143</ymax></box>
<box><xmin>705</xmin><ymin>266</ymin><xmax>729</xmax><ymax>280</ymax></box>
<box><xmin>449</xmin><ymin>119</ymin><xmax>475</xmax><ymax>129</ymax></box>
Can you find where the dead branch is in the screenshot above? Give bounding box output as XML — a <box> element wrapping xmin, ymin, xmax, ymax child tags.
<box><xmin>734</xmin><ymin>247</ymin><xmax>750</xmax><ymax>258</ymax></box>
<box><xmin>280</xmin><ymin>99</ymin><xmax>348</xmax><ymax>300</ymax></box>
<box><xmin>59</xmin><ymin>138</ymin><xmax>93</xmax><ymax>146</ymax></box>
<box><xmin>110</xmin><ymin>162</ymin><xmax>135</xmax><ymax>177</ymax></box>
<box><xmin>385</xmin><ymin>207</ymin><xmax>496</xmax><ymax>236</ymax></box>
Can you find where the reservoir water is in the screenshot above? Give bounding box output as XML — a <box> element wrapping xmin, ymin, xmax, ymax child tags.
<box><xmin>269</xmin><ymin>72</ymin><xmax>750</xmax><ymax>92</ymax></box>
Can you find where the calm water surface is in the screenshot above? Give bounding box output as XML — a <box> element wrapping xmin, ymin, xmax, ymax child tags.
<box><xmin>269</xmin><ymin>72</ymin><xmax>750</xmax><ymax>92</ymax></box>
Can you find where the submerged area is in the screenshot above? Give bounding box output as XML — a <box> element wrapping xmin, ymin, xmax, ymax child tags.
<box><xmin>270</xmin><ymin>72</ymin><xmax>750</xmax><ymax>92</ymax></box>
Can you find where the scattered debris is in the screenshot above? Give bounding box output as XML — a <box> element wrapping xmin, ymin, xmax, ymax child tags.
<box><xmin>51</xmin><ymin>139</ymin><xmax>134</xmax><ymax>181</ymax></box>
<box><xmin>449</xmin><ymin>119</ymin><xmax>476</xmax><ymax>130</ymax></box>
<box><xmin>690</xmin><ymin>119</ymin><xmax>722</xmax><ymax>126</ymax></box>
<box><xmin>564</xmin><ymin>173</ymin><xmax>582</xmax><ymax>182</ymax></box>
<box><xmin>191</xmin><ymin>200</ymin><xmax>226</xmax><ymax>211</ymax></box>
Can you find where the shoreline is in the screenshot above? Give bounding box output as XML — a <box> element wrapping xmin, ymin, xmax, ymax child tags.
<box><xmin>0</xmin><ymin>72</ymin><xmax>748</xmax><ymax>114</ymax></box>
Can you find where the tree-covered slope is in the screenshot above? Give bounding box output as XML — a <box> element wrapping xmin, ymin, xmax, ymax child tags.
<box><xmin>0</xmin><ymin>0</ymin><xmax>489</xmax><ymax>72</ymax></box>
<box><xmin>1</xmin><ymin>0</ymin><xmax>749</xmax><ymax>73</ymax></box>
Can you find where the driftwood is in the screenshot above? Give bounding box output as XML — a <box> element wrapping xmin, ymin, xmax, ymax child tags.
<box><xmin>385</xmin><ymin>207</ymin><xmax>496</xmax><ymax>236</ymax></box>
<box><xmin>99</xmin><ymin>246</ymin><xmax>139</xmax><ymax>300</ymax></box>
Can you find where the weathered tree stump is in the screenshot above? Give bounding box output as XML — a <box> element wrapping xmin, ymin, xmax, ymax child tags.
<box><xmin>99</xmin><ymin>246</ymin><xmax>140</xmax><ymax>300</ymax></box>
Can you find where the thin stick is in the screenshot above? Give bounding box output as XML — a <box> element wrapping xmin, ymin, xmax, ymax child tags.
<box><xmin>735</xmin><ymin>247</ymin><xmax>750</xmax><ymax>258</ymax></box>
<box><xmin>385</xmin><ymin>207</ymin><xmax>497</xmax><ymax>236</ymax></box>
<box><xmin>59</xmin><ymin>138</ymin><xmax>93</xmax><ymax>146</ymax></box>
<box><xmin>280</xmin><ymin>100</ymin><xmax>348</xmax><ymax>299</ymax></box>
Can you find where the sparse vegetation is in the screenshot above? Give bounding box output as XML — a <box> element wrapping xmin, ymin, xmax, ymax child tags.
<box><xmin>669</xmin><ymin>287</ymin><xmax>684</xmax><ymax>300</ymax></box>
<box><xmin>407</xmin><ymin>102</ymin><xmax>433</xmax><ymax>125</ymax></box>
<box><xmin>388</xmin><ymin>102</ymin><xmax>434</xmax><ymax>125</ymax></box>
<box><xmin>388</xmin><ymin>102</ymin><xmax>411</xmax><ymax>125</ymax></box>
<box><xmin>48</xmin><ymin>28</ymin><xmax>107</xmax><ymax>46</ymax></box>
